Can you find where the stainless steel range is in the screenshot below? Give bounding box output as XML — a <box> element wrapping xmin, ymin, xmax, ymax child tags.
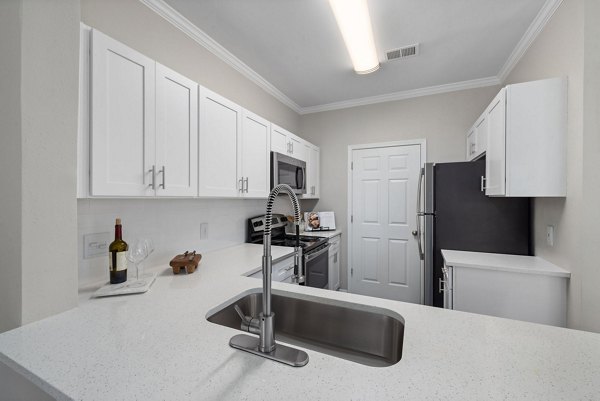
<box><xmin>247</xmin><ymin>214</ymin><xmax>330</xmax><ymax>288</ymax></box>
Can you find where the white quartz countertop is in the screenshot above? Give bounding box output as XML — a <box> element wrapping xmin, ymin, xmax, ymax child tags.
<box><xmin>441</xmin><ymin>250</ymin><xmax>571</xmax><ymax>278</ymax></box>
<box><xmin>1</xmin><ymin>244</ymin><xmax>598</xmax><ymax>400</ymax></box>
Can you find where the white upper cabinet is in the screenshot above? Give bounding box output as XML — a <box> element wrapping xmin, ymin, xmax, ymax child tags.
<box><xmin>303</xmin><ymin>143</ymin><xmax>320</xmax><ymax>199</ymax></box>
<box><xmin>270</xmin><ymin>124</ymin><xmax>289</xmax><ymax>155</ymax></box>
<box><xmin>155</xmin><ymin>63</ymin><xmax>198</xmax><ymax>197</ymax></box>
<box><xmin>484</xmin><ymin>89</ymin><xmax>507</xmax><ymax>196</ymax></box>
<box><xmin>240</xmin><ymin>110</ymin><xmax>271</xmax><ymax>198</ymax></box>
<box><xmin>482</xmin><ymin>78</ymin><xmax>567</xmax><ymax>197</ymax></box>
<box><xmin>198</xmin><ymin>87</ymin><xmax>242</xmax><ymax>197</ymax></box>
<box><xmin>270</xmin><ymin>124</ymin><xmax>306</xmax><ymax>161</ymax></box>
<box><xmin>90</xmin><ymin>29</ymin><xmax>156</xmax><ymax>196</ymax></box>
<box><xmin>466</xmin><ymin>114</ymin><xmax>488</xmax><ymax>161</ymax></box>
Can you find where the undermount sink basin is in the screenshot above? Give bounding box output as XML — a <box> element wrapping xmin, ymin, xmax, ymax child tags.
<box><xmin>206</xmin><ymin>289</ymin><xmax>405</xmax><ymax>367</ymax></box>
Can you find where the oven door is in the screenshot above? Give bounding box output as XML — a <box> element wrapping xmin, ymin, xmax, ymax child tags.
<box><xmin>271</xmin><ymin>152</ymin><xmax>306</xmax><ymax>194</ymax></box>
<box><xmin>304</xmin><ymin>244</ymin><xmax>330</xmax><ymax>289</ymax></box>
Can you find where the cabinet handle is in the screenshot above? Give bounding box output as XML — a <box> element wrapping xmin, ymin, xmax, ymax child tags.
<box><xmin>438</xmin><ymin>278</ymin><xmax>446</xmax><ymax>294</ymax></box>
<box><xmin>470</xmin><ymin>142</ymin><xmax>476</xmax><ymax>154</ymax></box>
<box><xmin>159</xmin><ymin>166</ymin><xmax>166</xmax><ymax>189</ymax></box>
<box><xmin>480</xmin><ymin>176</ymin><xmax>487</xmax><ymax>192</ymax></box>
<box><xmin>239</xmin><ymin>178</ymin><xmax>244</xmax><ymax>192</ymax></box>
<box><xmin>148</xmin><ymin>165</ymin><xmax>156</xmax><ymax>190</ymax></box>
<box><xmin>291</xmin><ymin>142</ymin><xmax>294</xmax><ymax>153</ymax></box>
<box><xmin>244</xmin><ymin>177</ymin><xmax>249</xmax><ymax>193</ymax></box>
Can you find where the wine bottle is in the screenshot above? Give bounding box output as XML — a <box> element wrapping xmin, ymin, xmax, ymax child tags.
<box><xmin>109</xmin><ymin>218</ymin><xmax>128</xmax><ymax>284</ymax></box>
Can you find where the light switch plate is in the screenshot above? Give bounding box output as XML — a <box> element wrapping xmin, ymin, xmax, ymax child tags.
<box><xmin>546</xmin><ymin>225</ymin><xmax>554</xmax><ymax>247</ymax></box>
<box><xmin>84</xmin><ymin>232</ymin><xmax>110</xmax><ymax>259</ymax></box>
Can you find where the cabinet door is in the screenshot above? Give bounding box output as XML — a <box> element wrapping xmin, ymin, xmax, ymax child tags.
<box><xmin>485</xmin><ymin>89</ymin><xmax>506</xmax><ymax>196</ymax></box>
<box><xmin>289</xmin><ymin>136</ymin><xmax>305</xmax><ymax>161</ymax></box>
<box><xmin>328</xmin><ymin>240</ymin><xmax>340</xmax><ymax>291</ymax></box>
<box><xmin>312</xmin><ymin>147</ymin><xmax>320</xmax><ymax>198</ymax></box>
<box><xmin>475</xmin><ymin>116</ymin><xmax>488</xmax><ymax>155</ymax></box>
<box><xmin>90</xmin><ymin>29</ymin><xmax>155</xmax><ymax>196</ymax></box>
<box><xmin>240</xmin><ymin>110</ymin><xmax>270</xmax><ymax>198</ymax></box>
<box><xmin>155</xmin><ymin>63</ymin><xmax>198</xmax><ymax>197</ymax></box>
<box><xmin>270</xmin><ymin>124</ymin><xmax>289</xmax><ymax>154</ymax></box>
<box><xmin>466</xmin><ymin>128</ymin><xmax>477</xmax><ymax>160</ymax></box>
<box><xmin>199</xmin><ymin>87</ymin><xmax>241</xmax><ymax>197</ymax></box>
<box><xmin>303</xmin><ymin>145</ymin><xmax>320</xmax><ymax>198</ymax></box>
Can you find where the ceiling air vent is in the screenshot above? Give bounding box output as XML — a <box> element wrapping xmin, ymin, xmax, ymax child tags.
<box><xmin>386</xmin><ymin>44</ymin><xmax>420</xmax><ymax>61</ymax></box>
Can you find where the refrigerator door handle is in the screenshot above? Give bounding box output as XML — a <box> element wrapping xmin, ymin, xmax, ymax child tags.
<box><xmin>416</xmin><ymin>168</ymin><xmax>425</xmax><ymax>260</ymax></box>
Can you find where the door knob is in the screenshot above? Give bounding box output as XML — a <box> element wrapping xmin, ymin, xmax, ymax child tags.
<box><xmin>412</xmin><ymin>230</ymin><xmax>418</xmax><ymax>236</ymax></box>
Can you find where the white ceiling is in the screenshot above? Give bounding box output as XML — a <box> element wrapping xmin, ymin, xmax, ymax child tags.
<box><xmin>160</xmin><ymin>0</ymin><xmax>550</xmax><ymax>112</ymax></box>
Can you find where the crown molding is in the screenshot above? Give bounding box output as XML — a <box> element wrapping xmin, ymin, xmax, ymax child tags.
<box><xmin>497</xmin><ymin>0</ymin><xmax>564</xmax><ymax>83</ymax></box>
<box><xmin>139</xmin><ymin>0</ymin><xmax>303</xmax><ymax>114</ymax></box>
<box><xmin>299</xmin><ymin>76</ymin><xmax>501</xmax><ymax>114</ymax></box>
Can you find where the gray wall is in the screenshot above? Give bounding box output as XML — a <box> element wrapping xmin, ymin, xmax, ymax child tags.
<box><xmin>0</xmin><ymin>0</ymin><xmax>24</xmax><ymax>333</ymax></box>
<box><xmin>299</xmin><ymin>86</ymin><xmax>500</xmax><ymax>289</ymax></box>
<box><xmin>502</xmin><ymin>0</ymin><xmax>600</xmax><ymax>331</ymax></box>
<box><xmin>0</xmin><ymin>0</ymin><xmax>80</xmax><ymax>332</ymax></box>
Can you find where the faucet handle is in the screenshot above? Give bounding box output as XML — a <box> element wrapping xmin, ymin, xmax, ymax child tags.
<box><xmin>234</xmin><ymin>304</ymin><xmax>260</xmax><ymax>334</ymax></box>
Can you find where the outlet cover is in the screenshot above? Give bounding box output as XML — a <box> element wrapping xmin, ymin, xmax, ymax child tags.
<box><xmin>84</xmin><ymin>232</ymin><xmax>110</xmax><ymax>259</ymax></box>
<box><xmin>546</xmin><ymin>225</ymin><xmax>555</xmax><ymax>247</ymax></box>
<box><xmin>200</xmin><ymin>223</ymin><xmax>208</xmax><ymax>240</ymax></box>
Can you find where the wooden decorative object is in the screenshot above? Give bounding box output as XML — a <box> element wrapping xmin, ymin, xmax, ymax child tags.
<box><xmin>170</xmin><ymin>251</ymin><xmax>202</xmax><ymax>274</ymax></box>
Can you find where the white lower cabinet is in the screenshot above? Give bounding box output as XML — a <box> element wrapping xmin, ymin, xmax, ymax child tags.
<box><xmin>328</xmin><ymin>235</ymin><xmax>341</xmax><ymax>291</ymax></box>
<box><xmin>441</xmin><ymin>250</ymin><xmax>570</xmax><ymax>327</ymax></box>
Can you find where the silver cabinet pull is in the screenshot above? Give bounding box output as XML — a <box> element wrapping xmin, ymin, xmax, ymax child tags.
<box><xmin>438</xmin><ymin>278</ymin><xmax>445</xmax><ymax>294</ymax></box>
<box><xmin>244</xmin><ymin>177</ymin><xmax>249</xmax><ymax>193</ymax></box>
<box><xmin>480</xmin><ymin>176</ymin><xmax>487</xmax><ymax>192</ymax></box>
<box><xmin>239</xmin><ymin>177</ymin><xmax>244</xmax><ymax>192</ymax></box>
<box><xmin>159</xmin><ymin>166</ymin><xmax>165</xmax><ymax>189</ymax></box>
<box><xmin>148</xmin><ymin>165</ymin><xmax>156</xmax><ymax>190</ymax></box>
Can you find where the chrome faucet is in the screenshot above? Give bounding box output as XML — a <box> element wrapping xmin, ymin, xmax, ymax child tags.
<box><xmin>229</xmin><ymin>184</ymin><xmax>309</xmax><ymax>367</ymax></box>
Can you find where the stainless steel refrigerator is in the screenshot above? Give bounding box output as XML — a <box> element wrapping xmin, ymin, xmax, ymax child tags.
<box><xmin>417</xmin><ymin>160</ymin><xmax>531</xmax><ymax>307</ymax></box>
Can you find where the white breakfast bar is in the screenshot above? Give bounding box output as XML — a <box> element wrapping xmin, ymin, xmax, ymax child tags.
<box><xmin>0</xmin><ymin>244</ymin><xmax>599</xmax><ymax>400</ymax></box>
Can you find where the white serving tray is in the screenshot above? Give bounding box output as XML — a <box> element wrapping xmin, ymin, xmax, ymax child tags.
<box><xmin>93</xmin><ymin>273</ymin><xmax>158</xmax><ymax>298</ymax></box>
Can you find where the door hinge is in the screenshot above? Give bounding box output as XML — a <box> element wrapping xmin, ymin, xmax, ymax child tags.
<box><xmin>351</xmin><ymin>268</ymin><xmax>354</xmax><ymax>276</ymax></box>
<box><xmin>351</xmin><ymin>215</ymin><xmax>353</xmax><ymax>223</ymax></box>
<box><xmin>351</xmin><ymin>162</ymin><xmax>354</xmax><ymax>170</ymax></box>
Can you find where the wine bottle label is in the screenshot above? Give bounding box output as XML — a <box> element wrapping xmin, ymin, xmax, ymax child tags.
<box><xmin>109</xmin><ymin>252</ymin><xmax>128</xmax><ymax>272</ymax></box>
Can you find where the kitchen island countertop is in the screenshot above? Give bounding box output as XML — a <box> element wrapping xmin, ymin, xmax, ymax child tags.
<box><xmin>0</xmin><ymin>243</ymin><xmax>599</xmax><ymax>400</ymax></box>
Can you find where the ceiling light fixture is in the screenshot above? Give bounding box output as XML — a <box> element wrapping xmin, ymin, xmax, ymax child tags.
<box><xmin>328</xmin><ymin>0</ymin><xmax>379</xmax><ymax>75</ymax></box>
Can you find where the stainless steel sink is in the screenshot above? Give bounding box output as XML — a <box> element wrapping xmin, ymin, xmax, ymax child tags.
<box><xmin>206</xmin><ymin>289</ymin><xmax>405</xmax><ymax>367</ymax></box>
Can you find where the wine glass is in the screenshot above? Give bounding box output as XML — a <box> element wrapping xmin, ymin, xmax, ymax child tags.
<box><xmin>126</xmin><ymin>238</ymin><xmax>154</xmax><ymax>282</ymax></box>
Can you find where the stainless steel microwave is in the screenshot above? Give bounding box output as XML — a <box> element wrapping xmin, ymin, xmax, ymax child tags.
<box><xmin>271</xmin><ymin>152</ymin><xmax>306</xmax><ymax>194</ymax></box>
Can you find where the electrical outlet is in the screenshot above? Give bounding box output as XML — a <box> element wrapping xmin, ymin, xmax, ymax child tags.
<box><xmin>546</xmin><ymin>225</ymin><xmax>555</xmax><ymax>247</ymax></box>
<box><xmin>84</xmin><ymin>232</ymin><xmax>110</xmax><ymax>259</ymax></box>
<box><xmin>200</xmin><ymin>223</ymin><xmax>208</xmax><ymax>240</ymax></box>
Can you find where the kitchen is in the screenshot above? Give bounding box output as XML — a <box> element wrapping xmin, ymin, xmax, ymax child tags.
<box><xmin>1</xmin><ymin>0</ymin><xmax>600</xmax><ymax>399</ymax></box>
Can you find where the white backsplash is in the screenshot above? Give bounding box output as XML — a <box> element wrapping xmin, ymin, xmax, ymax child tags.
<box><xmin>77</xmin><ymin>197</ymin><xmax>299</xmax><ymax>288</ymax></box>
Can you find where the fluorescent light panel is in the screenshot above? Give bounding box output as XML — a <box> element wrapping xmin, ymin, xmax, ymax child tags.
<box><xmin>328</xmin><ymin>0</ymin><xmax>379</xmax><ymax>74</ymax></box>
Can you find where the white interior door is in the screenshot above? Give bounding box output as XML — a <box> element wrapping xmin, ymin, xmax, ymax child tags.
<box><xmin>350</xmin><ymin>144</ymin><xmax>422</xmax><ymax>302</ymax></box>
<box><xmin>240</xmin><ymin>110</ymin><xmax>270</xmax><ymax>198</ymax></box>
<box><xmin>155</xmin><ymin>63</ymin><xmax>198</xmax><ymax>197</ymax></box>
<box><xmin>90</xmin><ymin>29</ymin><xmax>155</xmax><ymax>196</ymax></box>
